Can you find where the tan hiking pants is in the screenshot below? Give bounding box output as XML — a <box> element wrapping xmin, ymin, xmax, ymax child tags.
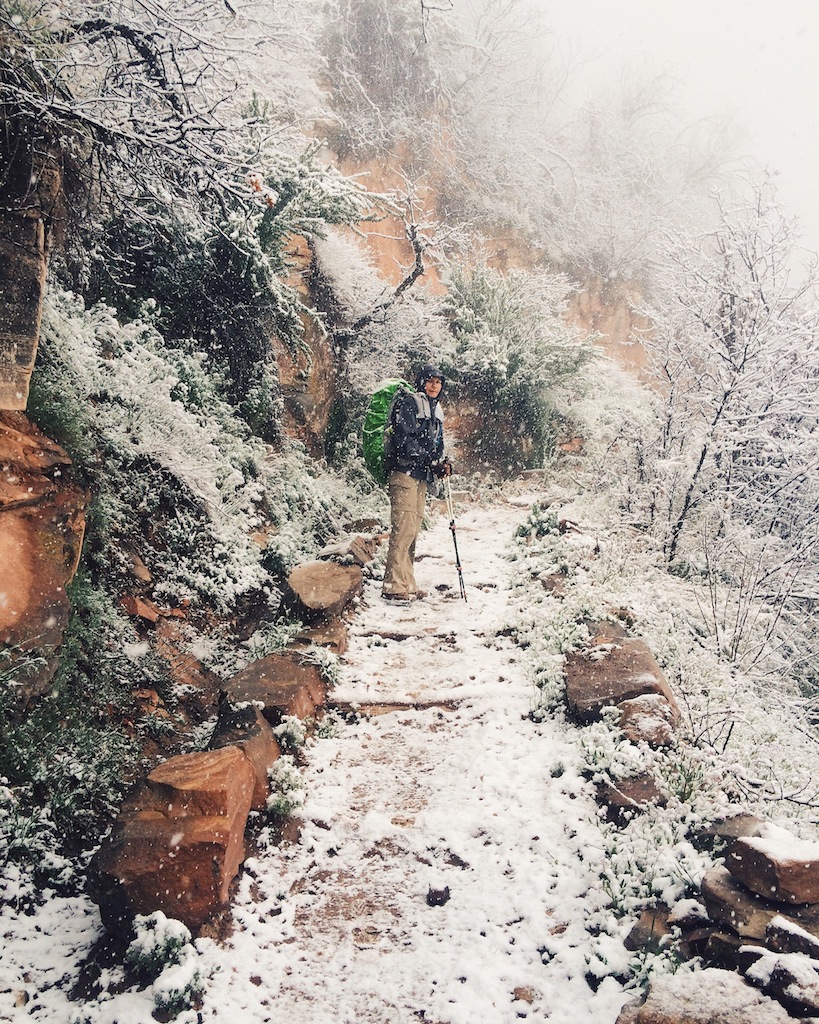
<box><xmin>382</xmin><ymin>471</ymin><xmax>427</xmax><ymax>596</ymax></box>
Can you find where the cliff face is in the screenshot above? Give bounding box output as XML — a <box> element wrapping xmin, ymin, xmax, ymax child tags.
<box><xmin>0</xmin><ymin>412</ymin><xmax>87</xmax><ymax>710</ymax></box>
<box><xmin>567</xmin><ymin>274</ymin><xmax>650</xmax><ymax>378</ymax></box>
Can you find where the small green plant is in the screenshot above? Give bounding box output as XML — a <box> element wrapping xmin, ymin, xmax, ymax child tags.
<box><xmin>126</xmin><ymin>912</ymin><xmax>193</xmax><ymax>981</ymax></box>
<box><xmin>126</xmin><ymin>911</ymin><xmax>205</xmax><ymax>1017</ymax></box>
<box><xmin>266</xmin><ymin>755</ymin><xmax>305</xmax><ymax>817</ymax></box>
<box><xmin>515</xmin><ymin>503</ymin><xmax>560</xmax><ymax>542</ymax></box>
<box><xmin>300</xmin><ymin>645</ymin><xmax>341</xmax><ymax>686</ymax></box>
<box><xmin>273</xmin><ymin>715</ymin><xmax>307</xmax><ymax>751</ymax></box>
<box><xmin>244</xmin><ymin>620</ymin><xmax>304</xmax><ymax>663</ymax></box>
<box><xmin>315</xmin><ymin>711</ymin><xmax>343</xmax><ymax>739</ymax></box>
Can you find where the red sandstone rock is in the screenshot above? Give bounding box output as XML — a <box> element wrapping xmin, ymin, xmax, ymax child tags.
<box><xmin>766</xmin><ymin>916</ymin><xmax>819</xmax><ymax>960</ymax></box>
<box><xmin>701</xmin><ymin>866</ymin><xmax>819</xmax><ymax>942</ymax></box>
<box><xmin>223</xmin><ymin>651</ymin><xmax>327</xmax><ymax>725</ymax></box>
<box><xmin>120</xmin><ymin>594</ymin><xmax>160</xmax><ymax>623</ymax></box>
<box><xmin>725</xmin><ymin>829</ymin><xmax>819</xmax><ymax>905</ymax></box>
<box><xmin>624</xmin><ymin>906</ymin><xmax>672</xmax><ymax>954</ymax></box>
<box><xmin>564</xmin><ymin>637</ymin><xmax>680</xmax><ymax>725</ymax></box>
<box><xmin>209</xmin><ymin>701</ymin><xmax>281</xmax><ymax>810</ymax></box>
<box><xmin>292</xmin><ymin>619</ymin><xmax>349</xmax><ymax>656</ymax></box>
<box><xmin>285</xmin><ymin>560</ymin><xmax>363</xmax><ymax>622</ymax></box>
<box><xmin>89</xmin><ymin>747</ymin><xmax>255</xmax><ymax>934</ymax></box>
<box><xmin>0</xmin><ymin>412</ymin><xmax>87</xmax><ymax>708</ymax></box>
<box><xmin>596</xmin><ymin>773</ymin><xmax>667</xmax><ymax>824</ymax></box>
<box><xmin>317</xmin><ymin>534</ymin><xmax>378</xmax><ymax>566</ymax></box>
<box><xmin>617</xmin><ymin>693</ymin><xmax>678</xmax><ymax>748</ymax></box>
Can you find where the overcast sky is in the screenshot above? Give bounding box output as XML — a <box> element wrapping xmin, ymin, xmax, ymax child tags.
<box><xmin>543</xmin><ymin>0</ymin><xmax>819</xmax><ymax>255</ymax></box>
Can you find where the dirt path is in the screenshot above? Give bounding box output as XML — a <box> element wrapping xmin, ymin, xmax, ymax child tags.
<box><xmin>197</xmin><ymin>499</ymin><xmax>631</xmax><ymax>1024</ymax></box>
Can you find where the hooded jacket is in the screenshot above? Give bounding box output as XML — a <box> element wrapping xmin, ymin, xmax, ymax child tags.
<box><xmin>386</xmin><ymin>388</ymin><xmax>445</xmax><ymax>484</ymax></box>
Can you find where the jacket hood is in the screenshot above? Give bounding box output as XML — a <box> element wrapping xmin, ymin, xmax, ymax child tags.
<box><xmin>416</xmin><ymin>364</ymin><xmax>446</xmax><ymax>390</ymax></box>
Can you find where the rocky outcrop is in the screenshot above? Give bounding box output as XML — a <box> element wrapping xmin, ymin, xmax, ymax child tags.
<box><xmin>0</xmin><ymin>412</ymin><xmax>87</xmax><ymax>709</ymax></box>
<box><xmin>700</xmin><ymin>865</ymin><xmax>819</xmax><ymax>943</ymax></box>
<box><xmin>88</xmin><ymin>747</ymin><xmax>256</xmax><ymax>935</ymax></box>
<box><xmin>88</xmin><ymin>540</ymin><xmax>366</xmax><ymax>937</ymax></box>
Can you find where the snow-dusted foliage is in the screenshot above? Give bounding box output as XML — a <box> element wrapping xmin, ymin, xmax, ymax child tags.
<box><xmin>36</xmin><ymin>291</ymin><xmax>272</xmax><ymax>609</ymax></box>
<box><xmin>33</xmin><ymin>289</ymin><xmax>384</xmax><ymax>610</ymax></box>
<box><xmin>627</xmin><ymin>181</ymin><xmax>819</xmax><ymax>680</ymax></box>
<box><xmin>126</xmin><ymin>912</ymin><xmax>205</xmax><ymax>1016</ymax></box>
<box><xmin>440</xmin><ymin>263</ymin><xmax>595</xmax><ymax>468</ymax></box>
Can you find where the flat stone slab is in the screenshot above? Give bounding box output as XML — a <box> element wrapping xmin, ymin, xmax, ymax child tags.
<box><xmin>223</xmin><ymin>651</ymin><xmax>327</xmax><ymax>725</ymax></box>
<box><xmin>701</xmin><ymin>866</ymin><xmax>819</xmax><ymax>942</ymax></box>
<box><xmin>725</xmin><ymin>827</ymin><xmax>819</xmax><ymax>905</ymax></box>
<box><xmin>285</xmin><ymin>561</ymin><xmax>363</xmax><ymax>621</ymax></box>
<box><xmin>616</xmin><ymin>967</ymin><xmax>794</xmax><ymax>1023</ymax></box>
<box><xmin>564</xmin><ymin>637</ymin><xmax>680</xmax><ymax>724</ymax></box>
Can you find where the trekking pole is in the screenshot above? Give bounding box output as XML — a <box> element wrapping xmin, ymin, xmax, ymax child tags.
<box><xmin>445</xmin><ymin>475</ymin><xmax>467</xmax><ymax>601</ymax></box>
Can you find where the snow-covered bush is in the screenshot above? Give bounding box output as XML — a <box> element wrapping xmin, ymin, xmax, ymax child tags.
<box><xmin>266</xmin><ymin>754</ymin><xmax>306</xmax><ymax>817</ymax></box>
<box><xmin>441</xmin><ymin>263</ymin><xmax>595</xmax><ymax>471</ymax></box>
<box><xmin>299</xmin><ymin>644</ymin><xmax>342</xmax><ymax>686</ymax></box>
<box><xmin>273</xmin><ymin>715</ymin><xmax>308</xmax><ymax>752</ymax></box>
<box><xmin>126</xmin><ymin>911</ymin><xmax>205</xmax><ymax>1016</ymax></box>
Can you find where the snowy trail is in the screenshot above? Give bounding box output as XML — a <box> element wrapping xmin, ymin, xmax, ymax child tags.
<box><xmin>196</xmin><ymin>498</ymin><xmax>632</xmax><ymax>1024</ymax></box>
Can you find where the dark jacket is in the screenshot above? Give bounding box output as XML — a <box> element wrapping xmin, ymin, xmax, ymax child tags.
<box><xmin>387</xmin><ymin>389</ymin><xmax>445</xmax><ymax>484</ymax></box>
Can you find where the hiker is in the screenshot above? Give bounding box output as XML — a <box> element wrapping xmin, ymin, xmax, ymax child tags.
<box><xmin>382</xmin><ymin>364</ymin><xmax>452</xmax><ymax>602</ymax></box>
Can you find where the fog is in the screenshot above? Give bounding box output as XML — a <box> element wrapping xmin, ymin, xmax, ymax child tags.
<box><xmin>544</xmin><ymin>0</ymin><xmax>819</xmax><ymax>255</ymax></box>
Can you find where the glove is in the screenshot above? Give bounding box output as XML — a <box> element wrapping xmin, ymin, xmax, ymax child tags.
<box><xmin>433</xmin><ymin>459</ymin><xmax>453</xmax><ymax>479</ymax></box>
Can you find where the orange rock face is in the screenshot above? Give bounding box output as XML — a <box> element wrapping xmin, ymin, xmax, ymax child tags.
<box><xmin>0</xmin><ymin>412</ymin><xmax>87</xmax><ymax>708</ymax></box>
<box><xmin>89</xmin><ymin>746</ymin><xmax>256</xmax><ymax>934</ymax></box>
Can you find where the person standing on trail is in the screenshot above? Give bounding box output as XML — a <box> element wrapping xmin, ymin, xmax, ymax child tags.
<box><xmin>381</xmin><ymin>363</ymin><xmax>452</xmax><ymax>602</ymax></box>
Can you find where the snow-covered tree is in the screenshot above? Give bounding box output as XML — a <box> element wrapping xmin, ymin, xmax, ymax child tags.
<box><xmin>636</xmin><ymin>179</ymin><xmax>819</xmax><ymax>665</ymax></box>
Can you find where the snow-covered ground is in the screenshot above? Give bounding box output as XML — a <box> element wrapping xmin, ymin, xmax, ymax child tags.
<box><xmin>1</xmin><ymin>495</ymin><xmax>638</xmax><ymax>1023</ymax></box>
<box><xmin>3</xmin><ymin>487</ymin><xmax>818</xmax><ymax>1023</ymax></box>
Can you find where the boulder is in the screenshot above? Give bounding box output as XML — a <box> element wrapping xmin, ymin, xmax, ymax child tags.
<box><xmin>222</xmin><ymin>651</ymin><xmax>327</xmax><ymax>726</ymax></box>
<box><xmin>209</xmin><ymin>698</ymin><xmax>281</xmax><ymax>810</ymax></box>
<box><xmin>624</xmin><ymin>906</ymin><xmax>672</xmax><ymax>954</ymax></box>
<box><xmin>564</xmin><ymin>637</ymin><xmax>680</xmax><ymax>725</ymax></box>
<box><xmin>617</xmin><ymin>694</ymin><xmax>678</xmax><ymax>748</ymax></box>
<box><xmin>744</xmin><ymin>950</ymin><xmax>819</xmax><ymax>1018</ymax></box>
<box><xmin>725</xmin><ymin>828</ymin><xmax>819</xmax><ymax>905</ymax></box>
<box><xmin>701</xmin><ymin>813</ymin><xmax>768</xmax><ymax>844</ymax></box>
<box><xmin>89</xmin><ymin>747</ymin><xmax>255</xmax><ymax>934</ymax></box>
<box><xmin>701</xmin><ymin>866</ymin><xmax>819</xmax><ymax>942</ymax></box>
<box><xmin>766</xmin><ymin>915</ymin><xmax>819</xmax><ymax>960</ymax></box>
<box><xmin>0</xmin><ymin>412</ymin><xmax>87</xmax><ymax>709</ymax></box>
<box><xmin>615</xmin><ymin>967</ymin><xmax>795</xmax><ymax>1023</ymax></box>
<box><xmin>292</xmin><ymin>619</ymin><xmax>349</xmax><ymax>656</ymax></box>
<box><xmin>284</xmin><ymin>561</ymin><xmax>363</xmax><ymax>622</ymax></box>
<box><xmin>596</xmin><ymin>773</ymin><xmax>667</xmax><ymax>824</ymax></box>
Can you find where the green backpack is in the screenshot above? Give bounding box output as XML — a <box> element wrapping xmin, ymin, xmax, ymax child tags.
<box><xmin>362</xmin><ymin>378</ymin><xmax>413</xmax><ymax>486</ymax></box>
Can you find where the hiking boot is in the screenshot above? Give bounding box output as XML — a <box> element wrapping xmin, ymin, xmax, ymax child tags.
<box><xmin>413</xmin><ymin>589</ymin><xmax>428</xmax><ymax>600</ymax></box>
<box><xmin>382</xmin><ymin>592</ymin><xmax>413</xmax><ymax>602</ymax></box>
